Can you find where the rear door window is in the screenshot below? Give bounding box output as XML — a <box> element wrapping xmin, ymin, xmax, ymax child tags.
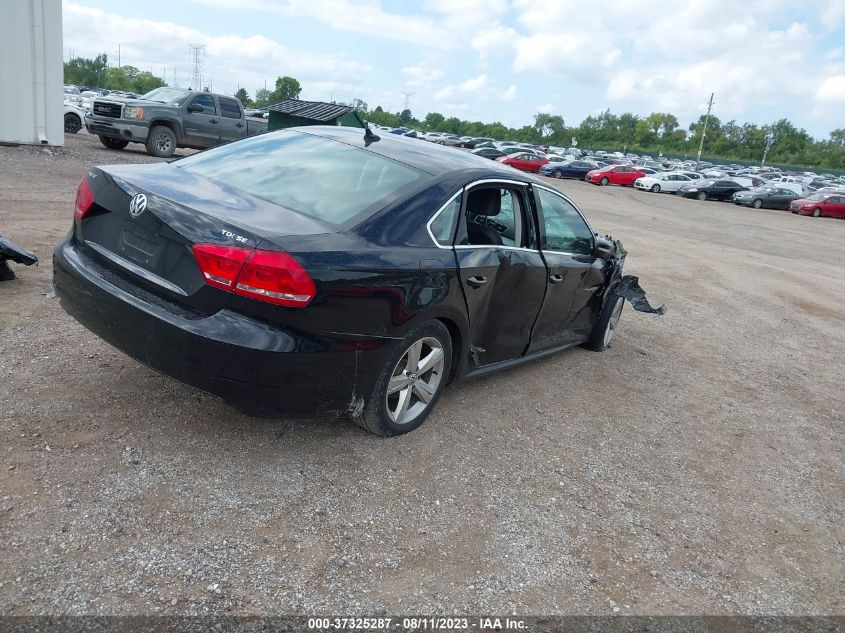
<box><xmin>219</xmin><ymin>97</ymin><xmax>241</xmax><ymax>119</ymax></box>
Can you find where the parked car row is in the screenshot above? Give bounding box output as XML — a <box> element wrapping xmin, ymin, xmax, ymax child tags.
<box><xmin>366</xmin><ymin>124</ymin><xmax>844</xmax><ymax>218</ymax></box>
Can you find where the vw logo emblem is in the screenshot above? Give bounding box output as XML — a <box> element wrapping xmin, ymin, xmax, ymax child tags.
<box><xmin>129</xmin><ymin>193</ymin><xmax>147</xmax><ymax>218</ymax></box>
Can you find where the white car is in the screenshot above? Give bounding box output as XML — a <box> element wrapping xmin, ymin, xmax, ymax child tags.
<box><xmin>63</xmin><ymin>101</ymin><xmax>85</xmax><ymax>134</ymax></box>
<box><xmin>633</xmin><ymin>172</ymin><xmax>694</xmax><ymax>193</ymax></box>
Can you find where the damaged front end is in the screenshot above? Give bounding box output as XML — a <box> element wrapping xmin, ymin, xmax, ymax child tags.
<box><xmin>594</xmin><ymin>234</ymin><xmax>666</xmax><ymax>316</ymax></box>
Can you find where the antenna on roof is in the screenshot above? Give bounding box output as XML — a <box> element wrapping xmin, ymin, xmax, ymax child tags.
<box><xmin>364</xmin><ymin>126</ymin><xmax>381</xmax><ymax>147</ymax></box>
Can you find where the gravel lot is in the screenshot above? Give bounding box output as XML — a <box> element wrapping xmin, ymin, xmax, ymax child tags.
<box><xmin>1</xmin><ymin>132</ymin><xmax>843</xmax><ymax>616</ymax></box>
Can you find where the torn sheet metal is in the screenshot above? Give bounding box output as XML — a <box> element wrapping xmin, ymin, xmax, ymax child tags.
<box><xmin>0</xmin><ymin>236</ymin><xmax>39</xmax><ymax>281</ymax></box>
<box><xmin>615</xmin><ymin>275</ymin><xmax>667</xmax><ymax>315</ymax></box>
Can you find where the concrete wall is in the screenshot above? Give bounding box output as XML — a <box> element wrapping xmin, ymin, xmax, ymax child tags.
<box><xmin>0</xmin><ymin>0</ymin><xmax>64</xmax><ymax>146</ymax></box>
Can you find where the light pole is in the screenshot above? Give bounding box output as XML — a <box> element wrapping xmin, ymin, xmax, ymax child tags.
<box><xmin>696</xmin><ymin>93</ymin><xmax>715</xmax><ymax>169</ymax></box>
<box><xmin>761</xmin><ymin>133</ymin><xmax>774</xmax><ymax>168</ymax></box>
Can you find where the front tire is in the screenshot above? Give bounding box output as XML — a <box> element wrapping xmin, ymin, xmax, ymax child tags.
<box><xmin>650</xmin><ymin>184</ymin><xmax>661</xmax><ymax>193</ymax></box>
<box><xmin>146</xmin><ymin>125</ymin><xmax>176</xmax><ymax>158</ymax></box>
<box><xmin>585</xmin><ymin>294</ymin><xmax>624</xmax><ymax>352</ymax></box>
<box><xmin>600</xmin><ymin>177</ymin><xmax>609</xmax><ymax>186</ymax></box>
<box><xmin>353</xmin><ymin>321</ymin><xmax>452</xmax><ymax>437</ymax></box>
<box><xmin>812</xmin><ymin>208</ymin><xmax>822</xmax><ymax>217</ymax></box>
<box><xmin>64</xmin><ymin>113</ymin><xmax>82</xmax><ymax>134</ymax></box>
<box><xmin>553</xmin><ymin>169</ymin><xmax>563</xmax><ymax>179</ymax></box>
<box><xmin>697</xmin><ymin>192</ymin><xmax>707</xmax><ymax>201</ymax></box>
<box><xmin>752</xmin><ymin>199</ymin><xmax>763</xmax><ymax>209</ymax></box>
<box><xmin>99</xmin><ymin>136</ymin><xmax>128</xmax><ymax>150</ymax></box>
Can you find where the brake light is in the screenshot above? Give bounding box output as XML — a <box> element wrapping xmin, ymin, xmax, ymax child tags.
<box><xmin>192</xmin><ymin>244</ymin><xmax>316</xmax><ymax>308</ymax></box>
<box><xmin>74</xmin><ymin>177</ymin><xmax>95</xmax><ymax>220</ymax></box>
<box><xmin>192</xmin><ymin>244</ymin><xmax>251</xmax><ymax>290</ymax></box>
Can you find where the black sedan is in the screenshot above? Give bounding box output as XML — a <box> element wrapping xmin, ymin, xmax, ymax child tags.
<box><xmin>54</xmin><ymin>126</ymin><xmax>662</xmax><ymax>436</ymax></box>
<box><xmin>732</xmin><ymin>186</ymin><xmax>800</xmax><ymax>209</ymax></box>
<box><xmin>677</xmin><ymin>179</ymin><xmax>747</xmax><ymax>201</ymax></box>
<box><xmin>470</xmin><ymin>147</ymin><xmax>506</xmax><ymax>160</ymax></box>
<box><xmin>539</xmin><ymin>160</ymin><xmax>598</xmax><ymax>180</ymax></box>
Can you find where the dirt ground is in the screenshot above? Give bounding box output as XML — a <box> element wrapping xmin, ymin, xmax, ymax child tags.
<box><xmin>0</xmin><ymin>132</ymin><xmax>842</xmax><ymax>616</ymax></box>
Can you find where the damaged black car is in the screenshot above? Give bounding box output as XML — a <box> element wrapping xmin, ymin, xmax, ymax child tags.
<box><xmin>53</xmin><ymin>126</ymin><xmax>663</xmax><ymax>436</ymax></box>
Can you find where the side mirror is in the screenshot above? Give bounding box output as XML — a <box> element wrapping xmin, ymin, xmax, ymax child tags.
<box><xmin>593</xmin><ymin>235</ymin><xmax>616</xmax><ymax>260</ymax></box>
<box><xmin>186</xmin><ymin>104</ymin><xmax>203</xmax><ymax>113</ymax></box>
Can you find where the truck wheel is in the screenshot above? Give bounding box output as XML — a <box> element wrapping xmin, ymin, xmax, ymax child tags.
<box><xmin>146</xmin><ymin>125</ymin><xmax>176</xmax><ymax>158</ymax></box>
<box><xmin>99</xmin><ymin>136</ymin><xmax>128</xmax><ymax>150</ymax></box>
<box><xmin>64</xmin><ymin>113</ymin><xmax>82</xmax><ymax>134</ymax></box>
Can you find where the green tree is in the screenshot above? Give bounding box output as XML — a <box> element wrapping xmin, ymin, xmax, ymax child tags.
<box><xmin>234</xmin><ymin>88</ymin><xmax>251</xmax><ymax>106</ymax></box>
<box><xmin>423</xmin><ymin>112</ymin><xmax>445</xmax><ymax>130</ymax></box>
<box><xmin>254</xmin><ymin>88</ymin><xmax>271</xmax><ymax>107</ymax></box>
<box><xmin>399</xmin><ymin>109</ymin><xmax>414</xmax><ymax>124</ymax></box>
<box><xmin>64</xmin><ymin>53</ymin><xmax>109</xmax><ymax>87</ymax></box>
<box><xmin>268</xmin><ymin>76</ymin><xmax>302</xmax><ymax>103</ymax></box>
<box><xmin>133</xmin><ymin>71</ymin><xmax>165</xmax><ymax>94</ymax></box>
<box><xmin>533</xmin><ymin>113</ymin><xmax>566</xmax><ymax>142</ymax></box>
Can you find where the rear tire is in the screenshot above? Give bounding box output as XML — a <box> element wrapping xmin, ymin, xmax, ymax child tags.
<box><xmin>752</xmin><ymin>199</ymin><xmax>763</xmax><ymax>209</ymax></box>
<box><xmin>812</xmin><ymin>208</ymin><xmax>822</xmax><ymax>217</ymax></box>
<box><xmin>600</xmin><ymin>177</ymin><xmax>609</xmax><ymax>186</ymax></box>
<box><xmin>353</xmin><ymin>320</ymin><xmax>452</xmax><ymax>437</ymax></box>
<box><xmin>99</xmin><ymin>136</ymin><xmax>128</xmax><ymax>150</ymax></box>
<box><xmin>697</xmin><ymin>192</ymin><xmax>707</xmax><ymax>201</ymax></box>
<box><xmin>64</xmin><ymin>113</ymin><xmax>82</xmax><ymax>134</ymax></box>
<box><xmin>585</xmin><ymin>294</ymin><xmax>624</xmax><ymax>352</ymax></box>
<box><xmin>650</xmin><ymin>184</ymin><xmax>660</xmax><ymax>193</ymax></box>
<box><xmin>146</xmin><ymin>125</ymin><xmax>176</xmax><ymax>158</ymax></box>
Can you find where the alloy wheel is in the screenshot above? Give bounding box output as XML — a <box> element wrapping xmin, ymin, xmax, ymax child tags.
<box><xmin>603</xmin><ymin>297</ymin><xmax>624</xmax><ymax>348</ymax></box>
<box><xmin>385</xmin><ymin>337</ymin><xmax>445</xmax><ymax>426</ymax></box>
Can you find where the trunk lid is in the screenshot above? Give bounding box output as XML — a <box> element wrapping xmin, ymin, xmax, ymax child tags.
<box><xmin>77</xmin><ymin>163</ymin><xmax>330</xmax><ymax>313</ymax></box>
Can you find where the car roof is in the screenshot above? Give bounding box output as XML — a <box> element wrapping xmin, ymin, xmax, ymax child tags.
<box><xmin>298</xmin><ymin>125</ymin><xmax>541</xmax><ymax>182</ymax></box>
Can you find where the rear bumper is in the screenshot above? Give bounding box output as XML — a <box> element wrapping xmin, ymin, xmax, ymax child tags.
<box><xmin>84</xmin><ymin>115</ymin><xmax>149</xmax><ymax>141</ymax></box>
<box><xmin>53</xmin><ymin>238</ymin><xmax>396</xmax><ymax>418</ymax></box>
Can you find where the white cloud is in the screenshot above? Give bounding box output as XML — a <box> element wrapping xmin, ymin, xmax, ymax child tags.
<box><xmin>502</xmin><ymin>85</ymin><xmax>518</xmax><ymax>101</ymax></box>
<box><xmin>472</xmin><ymin>25</ymin><xmax>517</xmax><ymax>63</ymax></box>
<box><xmin>63</xmin><ymin>2</ymin><xmax>370</xmax><ymax>97</ymax></box>
<box><xmin>403</xmin><ymin>63</ymin><xmax>445</xmax><ymax>87</ymax></box>
<box><xmin>536</xmin><ymin>103</ymin><xmax>554</xmax><ymax>113</ymax></box>
<box><xmin>460</xmin><ymin>74</ymin><xmax>488</xmax><ymax>92</ymax></box>
<box><xmin>816</xmin><ymin>75</ymin><xmax>845</xmax><ymax>103</ymax></box>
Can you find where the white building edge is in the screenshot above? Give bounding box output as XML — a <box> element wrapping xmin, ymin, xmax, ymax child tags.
<box><xmin>0</xmin><ymin>0</ymin><xmax>63</xmax><ymax>146</ymax></box>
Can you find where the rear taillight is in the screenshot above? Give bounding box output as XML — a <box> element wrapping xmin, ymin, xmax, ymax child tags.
<box><xmin>192</xmin><ymin>244</ymin><xmax>316</xmax><ymax>308</ymax></box>
<box><xmin>74</xmin><ymin>177</ymin><xmax>95</xmax><ymax>220</ymax></box>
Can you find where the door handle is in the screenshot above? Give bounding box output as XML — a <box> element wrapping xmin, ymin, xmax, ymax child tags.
<box><xmin>549</xmin><ymin>273</ymin><xmax>565</xmax><ymax>284</ymax></box>
<box><xmin>210</xmin><ymin>119</ymin><xmax>218</xmax><ymax>124</ymax></box>
<box><xmin>467</xmin><ymin>275</ymin><xmax>488</xmax><ymax>288</ymax></box>
<box><xmin>235</xmin><ymin>122</ymin><xmax>244</xmax><ymax>128</ymax></box>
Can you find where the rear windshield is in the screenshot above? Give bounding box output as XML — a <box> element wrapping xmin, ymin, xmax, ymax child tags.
<box><xmin>177</xmin><ymin>131</ymin><xmax>424</xmax><ymax>225</ymax></box>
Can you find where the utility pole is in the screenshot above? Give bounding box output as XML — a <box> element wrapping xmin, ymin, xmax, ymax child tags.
<box><xmin>761</xmin><ymin>133</ymin><xmax>775</xmax><ymax>167</ymax></box>
<box><xmin>696</xmin><ymin>92</ymin><xmax>714</xmax><ymax>169</ymax></box>
<box><xmin>188</xmin><ymin>44</ymin><xmax>205</xmax><ymax>92</ymax></box>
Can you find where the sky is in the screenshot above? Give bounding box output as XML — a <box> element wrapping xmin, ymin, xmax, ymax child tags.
<box><xmin>62</xmin><ymin>0</ymin><xmax>845</xmax><ymax>139</ymax></box>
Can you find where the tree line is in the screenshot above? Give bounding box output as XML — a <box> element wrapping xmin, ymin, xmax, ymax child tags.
<box><xmin>62</xmin><ymin>56</ymin><xmax>843</xmax><ymax>169</ymax></box>
<box><xmin>364</xmin><ymin>107</ymin><xmax>844</xmax><ymax>170</ymax></box>
<box><xmin>64</xmin><ymin>54</ymin><xmax>166</xmax><ymax>95</ymax></box>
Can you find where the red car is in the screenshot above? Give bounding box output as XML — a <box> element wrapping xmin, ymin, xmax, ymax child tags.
<box><xmin>789</xmin><ymin>193</ymin><xmax>845</xmax><ymax>218</ymax></box>
<box><xmin>585</xmin><ymin>165</ymin><xmax>646</xmax><ymax>186</ymax></box>
<box><xmin>496</xmin><ymin>152</ymin><xmax>549</xmax><ymax>173</ymax></box>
